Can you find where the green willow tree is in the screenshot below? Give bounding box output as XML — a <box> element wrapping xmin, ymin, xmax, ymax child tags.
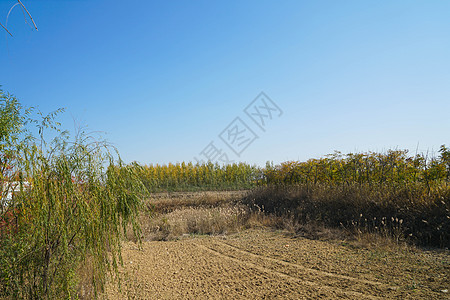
<box><xmin>0</xmin><ymin>89</ymin><xmax>146</xmax><ymax>299</ymax></box>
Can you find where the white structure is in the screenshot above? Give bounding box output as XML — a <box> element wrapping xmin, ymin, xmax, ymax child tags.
<box><xmin>1</xmin><ymin>181</ymin><xmax>30</xmax><ymax>205</ymax></box>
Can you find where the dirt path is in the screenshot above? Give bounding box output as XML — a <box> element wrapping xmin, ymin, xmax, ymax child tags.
<box><xmin>105</xmin><ymin>229</ymin><xmax>449</xmax><ymax>299</ymax></box>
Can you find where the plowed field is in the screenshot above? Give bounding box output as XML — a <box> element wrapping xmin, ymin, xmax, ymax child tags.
<box><xmin>105</xmin><ymin>229</ymin><xmax>449</xmax><ymax>299</ymax></box>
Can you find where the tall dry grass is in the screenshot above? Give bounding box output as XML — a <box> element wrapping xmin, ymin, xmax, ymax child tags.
<box><xmin>136</xmin><ymin>192</ymin><xmax>252</xmax><ymax>241</ymax></box>
<box><xmin>243</xmin><ymin>183</ymin><xmax>450</xmax><ymax>247</ymax></box>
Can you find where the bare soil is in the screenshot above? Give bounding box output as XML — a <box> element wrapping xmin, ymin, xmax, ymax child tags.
<box><xmin>105</xmin><ymin>229</ymin><xmax>449</xmax><ymax>299</ymax></box>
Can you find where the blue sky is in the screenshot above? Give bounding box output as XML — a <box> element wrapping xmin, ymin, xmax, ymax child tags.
<box><xmin>0</xmin><ymin>0</ymin><xmax>449</xmax><ymax>166</ymax></box>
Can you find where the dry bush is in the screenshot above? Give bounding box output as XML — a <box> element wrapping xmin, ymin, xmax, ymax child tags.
<box><xmin>243</xmin><ymin>183</ymin><xmax>450</xmax><ymax>247</ymax></box>
<box><xmin>132</xmin><ymin>186</ymin><xmax>445</xmax><ymax>250</ymax></box>
<box><xmin>135</xmin><ymin>191</ymin><xmax>358</xmax><ymax>243</ymax></box>
<box><xmin>138</xmin><ymin>204</ymin><xmax>250</xmax><ymax>241</ymax></box>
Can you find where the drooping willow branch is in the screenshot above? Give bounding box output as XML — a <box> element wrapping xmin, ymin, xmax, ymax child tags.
<box><xmin>0</xmin><ymin>21</ymin><xmax>12</xmax><ymax>36</ymax></box>
<box><xmin>1</xmin><ymin>0</ymin><xmax>38</xmax><ymax>37</ymax></box>
<box><xmin>17</xmin><ymin>0</ymin><xmax>37</xmax><ymax>31</ymax></box>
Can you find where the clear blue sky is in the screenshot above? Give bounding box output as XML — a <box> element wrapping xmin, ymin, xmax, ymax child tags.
<box><xmin>1</xmin><ymin>0</ymin><xmax>449</xmax><ymax>166</ymax></box>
